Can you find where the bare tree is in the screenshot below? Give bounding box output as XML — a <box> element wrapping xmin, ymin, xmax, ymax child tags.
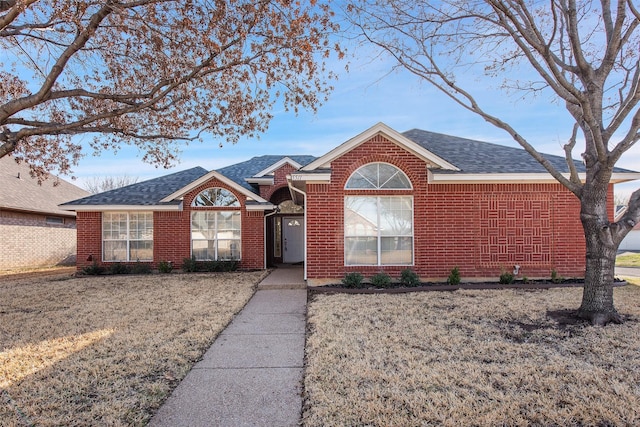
<box><xmin>347</xmin><ymin>0</ymin><xmax>640</xmax><ymax>325</ymax></box>
<box><xmin>84</xmin><ymin>175</ymin><xmax>139</xmax><ymax>194</ymax></box>
<box><xmin>0</xmin><ymin>1</ymin><xmax>341</xmax><ymax>178</ymax></box>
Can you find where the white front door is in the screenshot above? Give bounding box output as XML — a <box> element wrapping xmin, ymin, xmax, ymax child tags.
<box><xmin>283</xmin><ymin>217</ymin><xmax>304</xmax><ymax>263</ymax></box>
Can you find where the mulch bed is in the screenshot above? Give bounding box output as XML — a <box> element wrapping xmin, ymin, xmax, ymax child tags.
<box><xmin>308</xmin><ymin>279</ymin><xmax>628</xmax><ymax>294</ymax></box>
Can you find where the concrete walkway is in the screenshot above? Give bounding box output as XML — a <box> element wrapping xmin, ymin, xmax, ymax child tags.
<box><xmin>150</xmin><ymin>267</ymin><xmax>306</xmax><ymax>427</ymax></box>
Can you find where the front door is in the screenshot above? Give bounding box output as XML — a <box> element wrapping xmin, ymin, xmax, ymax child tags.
<box><xmin>283</xmin><ymin>216</ymin><xmax>304</xmax><ymax>263</ymax></box>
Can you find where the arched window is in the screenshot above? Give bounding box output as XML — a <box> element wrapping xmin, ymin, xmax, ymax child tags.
<box><xmin>345</xmin><ymin>163</ymin><xmax>412</xmax><ymax>189</ymax></box>
<box><xmin>192</xmin><ymin>187</ymin><xmax>240</xmax><ymax>207</ymax></box>
<box><xmin>344</xmin><ymin>163</ymin><xmax>413</xmax><ymax>266</ymax></box>
<box><xmin>191</xmin><ymin>187</ymin><xmax>241</xmax><ymax>261</ymax></box>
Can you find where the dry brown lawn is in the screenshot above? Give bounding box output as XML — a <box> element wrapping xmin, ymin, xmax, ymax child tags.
<box><xmin>0</xmin><ymin>271</ymin><xmax>266</xmax><ymax>426</ymax></box>
<box><xmin>303</xmin><ymin>283</ymin><xmax>640</xmax><ymax>426</ymax></box>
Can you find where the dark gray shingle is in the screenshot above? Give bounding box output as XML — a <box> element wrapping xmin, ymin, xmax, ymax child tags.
<box><xmin>217</xmin><ymin>155</ymin><xmax>316</xmax><ymax>191</ymax></box>
<box><xmin>62</xmin><ymin>167</ymin><xmax>209</xmax><ymax>206</ymax></box>
<box><xmin>402</xmin><ymin>129</ymin><xmax>590</xmax><ymax>173</ymax></box>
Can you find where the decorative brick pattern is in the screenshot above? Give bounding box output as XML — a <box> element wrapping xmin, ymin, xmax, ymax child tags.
<box><xmin>305</xmin><ymin>134</ymin><xmax>591</xmax><ymax>283</ymax></box>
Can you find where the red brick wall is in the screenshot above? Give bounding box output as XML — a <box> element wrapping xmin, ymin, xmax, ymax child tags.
<box><xmin>306</xmin><ymin>134</ymin><xmax>590</xmax><ymax>283</ymax></box>
<box><xmin>259</xmin><ymin>163</ymin><xmax>298</xmax><ymax>201</ymax></box>
<box><xmin>76</xmin><ymin>177</ymin><xmax>265</xmax><ymax>270</ymax></box>
<box><xmin>76</xmin><ymin>211</ymin><xmax>102</xmax><ymax>269</ymax></box>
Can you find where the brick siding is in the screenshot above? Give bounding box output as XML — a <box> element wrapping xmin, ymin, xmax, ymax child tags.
<box><xmin>305</xmin><ymin>134</ymin><xmax>591</xmax><ymax>284</ymax></box>
<box><xmin>76</xmin><ymin>177</ymin><xmax>265</xmax><ymax>271</ymax></box>
<box><xmin>0</xmin><ymin>211</ymin><xmax>77</xmax><ymax>270</ymax></box>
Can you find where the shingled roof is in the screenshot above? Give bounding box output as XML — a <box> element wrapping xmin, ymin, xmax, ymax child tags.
<box><xmin>217</xmin><ymin>155</ymin><xmax>317</xmax><ymax>191</ymax></box>
<box><xmin>402</xmin><ymin>129</ymin><xmax>633</xmax><ymax>174</ymax></box>
<box><xmin>60</xmin><ymin>125</ymin><xmax>638</xmax><ymax>209</ymax></box>
<box><xmin>0</xmin><ymin>156</ymin><xmax>90</xmax><ymax>217</ymax></box>
<box><xmin>61</xmin><ymin>167</ymin><xmax>209</xmax><ymax>207</ymax></box>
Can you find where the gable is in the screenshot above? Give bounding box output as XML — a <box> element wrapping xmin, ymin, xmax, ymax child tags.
<box><xmin>302</xmin><ymin>122</ymin><xmax>458</xmax><ymax>172</ymax></box>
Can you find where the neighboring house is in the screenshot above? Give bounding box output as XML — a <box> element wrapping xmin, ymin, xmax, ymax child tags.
<box><xmin>1</xmin><ymin>156</ymin><xmax>90</xmax><ymax>270</ymax></box>
<box><xmin>61</xmin><ymin>123</ymin><xmax>640</xmax><ymax>284</ymax></box>
<box><xmin>616</xmin><ymin>207</ymin><xmax>640</xmax><ymax>251</ymax></box>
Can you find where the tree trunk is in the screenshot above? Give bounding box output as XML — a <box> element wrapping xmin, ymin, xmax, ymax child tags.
<box><xmin>577</xmin><ymin>189</ymin><xmax>624</xmax><ymax>326</ymax></box>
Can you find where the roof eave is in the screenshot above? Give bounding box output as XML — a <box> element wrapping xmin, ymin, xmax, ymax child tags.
<box><xmin>61</xmin><ymin>204</ymin><xmax>181</xmax><ymax>212</ymax></box>
<box><xmin>430</xmin><ymin>172</ymin><xmax>640</xmax><ymax>184</ymax></box>
<box><xmin>301</xmin><ymin>122</ymin><xmax>460</xmax><ymax>172</ymax></box>
<box><xmin>253</xmin><ymin>157</ymin><xmax>303</xmax><ymax>177</ymax></box>
<box><xmin>160</xmin><ymin>170</ymin><xmax>268</xmax><ymax>204</ymax></box>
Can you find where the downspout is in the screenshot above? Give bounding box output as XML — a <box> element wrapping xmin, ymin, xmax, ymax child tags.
<box><xmin>264</xmin><ymin>207</ymin><xmax>279</xmax><ymax>270</ymax></box>
<box><xmin>288</xmin><ymin>184</ymin><xmax>308</xmax><ymax>281</ymax></box>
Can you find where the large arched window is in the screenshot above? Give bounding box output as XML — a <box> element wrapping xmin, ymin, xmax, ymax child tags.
<box><xmin>191</xmin><ymin>187</ymin><xmax>240</xmax><ymax>207</ymax></box>
<box><xmin>191</xmin><ymin>187</ymin><xmax>241</xmax><ymax>261</ymax></box>
<box><xmin>345</xmin><ymin>163</ymin><xmax>412</xmax><ymax>189</ymax></box>
<box><xmin>344</xmin><ymin>163</ymin><xmax>413</xmax><ymax>266</ymax></box>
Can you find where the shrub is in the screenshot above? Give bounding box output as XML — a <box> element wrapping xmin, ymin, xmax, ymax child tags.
<box><xmin>131</xmin><ymin>262</ymin><xmax>152</xmax><ymax>275</ymax></box>
<box><xmin>218</xmin><ymin>260</ymin><xmax>239</xmax><ymax>272</ymax></box>
<box><xmin>370</xmin><ymin>272</ymin><xmax>392</xmax><ymax>288</ymax></box>
<box><xmin>551</xmin><ymin>268</ymin><xmax>564</xmax><ymax>284</ymax></box>
<box><xmin>499</xmin><ymin>269</ymin><xmax>515</xmax><ymax>284</ymax></box>
<box><xmin>158</xmin><ymin>261</ymin><xmax>173</xmax><ymax>274</ymax></box>
<box><xmin>521</xmin><ymin>275</ymin><xmax>530</xmax><ymax>284</ymax></box>
<box><xmin>400</xmin><ymin>269</ymin><xmax>421</xmax><ymax>287</ymax></box>
<box><xmin>200</xmin><ymin>260</ymin><xmax>239</xmax><ymax>272</ymax></box>
<box><xmin>342</xmin><ymin>272</ymin><xmax>364</xmax><ymax>288</ymax></box>
<box><xmin>82</xmin><ymin>261</ymin><xmax>105</xmax><ymax>275</ymax></box>
<box><xmin>447</xmin><ymin>266</ymin><xmax>461</xmax><ymax>286</ymax></box>
<box><xmin>182</xmin><ymin>256</ymin><xmax>198</xmax><ymax>273</ymax></box>
<box><xmin>109</xmin><ymin>262</ymin><xmax>130</xmax><ymax>275</ymax></box>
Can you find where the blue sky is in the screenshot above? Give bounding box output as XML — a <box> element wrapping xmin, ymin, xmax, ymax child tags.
<box><xmin>70</xmin><ymin>44</ymin><xmax>640</xmax><ymax>199</ymax></box>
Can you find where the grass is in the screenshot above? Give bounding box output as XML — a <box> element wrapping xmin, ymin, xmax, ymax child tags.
<box><xmin>616</xmin><ymin>252</ymin><xmax>640</xmax><ymax>267</ymax></box>
<box><xmin>0</xmin><ymin>271</ymin><xmax>266</xmax><ymax>426</ymax></box>
<box><xmin>303</xmin><ymin>285</ymin><xmax>640</xmax><ymax>426</ymax></box>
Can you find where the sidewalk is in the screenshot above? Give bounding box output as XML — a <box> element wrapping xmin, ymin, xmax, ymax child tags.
<box><xmin>149</xmin><ymin>267</ymin><xmax>307</xmax><ymax>427</ymax></box>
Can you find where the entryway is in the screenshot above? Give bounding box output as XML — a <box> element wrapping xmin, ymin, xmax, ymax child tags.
<box><xmin>283</xmin><ymin>217</ymin><xmax>304</xmax><ymax>264</ymax></box>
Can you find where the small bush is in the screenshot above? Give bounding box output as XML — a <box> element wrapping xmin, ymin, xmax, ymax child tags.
<box><xmin>400</xmin><ymin>269</ymin><xmax>421</xmax><ymax>287</ymax></box>
<box><xmin>109</xmin><ymin>262</ymin><xmax>130</xmax><ymax>275</ymax></box>
<box><xmin>182</xmin><ymin>256</ymin><xmax>198</xmax><ymax>273</ymax></box>
<box><xmin>499</xmin><ymin>269</ymin><xmax>515</xmax><ymax>284</ymax></box>
<box><xmin>370</xmin><ymin>272</ymin><xmax>392</xmax><ymax>288</ymax></box>
<box><xmin>200</xmin><ymin>260</ymin><xmax>239</xmax><ymax>272</ymax></box>
<box><xmin>82</xmin><ymin>261</ymin><xmax>105</xmax><ymax>275</ymax></box>
<box><xmin>521</xmin><ymin>275</ymin><xmax>530</xmax><ymax>284</ymax></box>
<box><xmin>551</xmin><ymin>268</ymin><xmax>564</xmax><ymax>284</ymax></box>
<box><xmin>342</xmin><ymin>272</ymin><xmax>364</xmax><ymax>288</ymax></box>
<box><xmin>131</xmin><ymin>262</ymin><xmax>152</xmax><ymax>275</ymax></box>
<box><xmin>447</xmin><ymin>266</ymin><xmax>461</xmax><ymax>286</ymax></box>
<box><xmin>158</xmin><ymin>261</ymin><xmax>173</xmax><ymax>274</ymax></box>
<box><xmin>218</xmin><ymin>260</ymin><xmax>239</xmax><ymax>272</ymax></box>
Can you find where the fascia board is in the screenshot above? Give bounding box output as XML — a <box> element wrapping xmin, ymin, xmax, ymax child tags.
<box><xmin>62</xmin><ymin>205</ymin><xmax>180</xmax><ymax>212</ymax></box>
<box><xmin>253</xmin><ymin>157</ymin><xmax>303</xmax><ymax>178</ymax></box>
<box><xmin>160</xmin><ymin>170</ymin><xmax>268</xmax><ymax>203</ymax></box>
<box><xmin>430</xmin><ymin>172</ymin><xmax>640</xmax><ymax>184</ymax></box>
<box><xmin>289</xmin><ymin>172</ymin><xmax>331</xmax><ymax>183</ymax></box>
<box><xmin>246</xmin><ymin>203</ymin><xmax>276</xmax><ymax>211</ymax></box>
<box><xmin>245</xmin><ymin>177</ymin><xmax>274</xmax><ymax>185</ymax></box>
<box><xmin>301</xmin><ymin>122</ymin><xmax>460</xmax><ymax>172</ymax></box>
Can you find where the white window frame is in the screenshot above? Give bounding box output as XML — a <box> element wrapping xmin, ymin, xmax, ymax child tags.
<box><xmin>344</xmin><ymin>196</ymin><xmax>414</xmax><ymax>266</ymax></box>
<box><xmin>102</xmin><ymin>212</ymin><xmax>153</xmax><ymax>262</ymax></box>
<box><xmin>191</xmin><ymin>210</ymin><xmax>241</xmax><ymax>261</ymax></box>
